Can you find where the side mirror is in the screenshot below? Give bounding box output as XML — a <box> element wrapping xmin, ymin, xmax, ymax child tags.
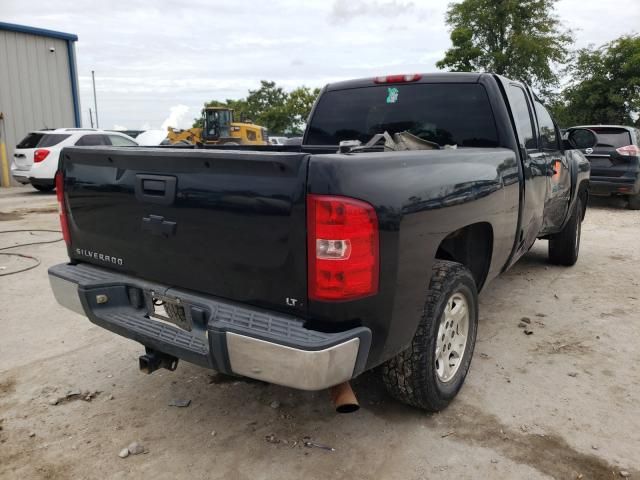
<box><xmin>565</xmin><ymin>128</ymin><xmax>597</xmax><ymax>150</ymax></box>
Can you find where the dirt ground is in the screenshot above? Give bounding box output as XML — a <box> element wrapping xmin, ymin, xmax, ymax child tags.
<box><xmin>0</xmin><ymin>185</ymin><xmax>638</xmax><ymax>480</ymax></box>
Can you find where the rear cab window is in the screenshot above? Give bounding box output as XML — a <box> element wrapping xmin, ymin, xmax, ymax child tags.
<box><xmin>306</xmin><ymin>83</ymin><xmax>499</xmax><ymax>148</ymax></box>
<box><xmin>506</xmin><ymin>84</ymin><xmax>537</xmax><ymax>150</ymax></box>
<box><xmin>37</xmin><ymin>134</ymin><xmax>71</xmax><ymax>148</ymax></box>
<box><xmin>16</xmin><ymin>132</ymin><xmax>44</xmax><ymax>149</ymax></box>
<box><xmin>534</xmin><ymin>101</ymin><xmax>559</xmax><ymax>151</ymax></box>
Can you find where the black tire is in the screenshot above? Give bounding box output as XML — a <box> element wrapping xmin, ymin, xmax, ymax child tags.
<box><xmin>548</xmin><ymin>198</ymin><xmax>583</xmax><ymax>266</ymax></box>
<box><xmin>32</xmin><ymin>184</ymin><xmax>54</xmax><ymax>192</ymax></box>
<box><xmin>628</xmin><ymin>194</ymin><xmax>640</xmax><ymax>210</ymax></box>
<box><xmin>381</xmin><ymin>260</ymin><xmax>478</xmax><ymax>411</ymax></box>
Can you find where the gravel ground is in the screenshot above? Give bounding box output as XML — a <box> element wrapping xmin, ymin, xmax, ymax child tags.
<box><xmin>0</xmin><ymin>186</ymin><xmax>638</xmax><ymax>480</ymax></box>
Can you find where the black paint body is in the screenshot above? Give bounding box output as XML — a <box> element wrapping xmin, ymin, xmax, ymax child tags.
<box><xmin>59</xmin><ymin>73</ymin><xmax>590</xmax><ymax>370</ymax></box>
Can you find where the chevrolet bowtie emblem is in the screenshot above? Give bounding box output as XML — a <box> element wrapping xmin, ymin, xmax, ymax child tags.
<box><xmin>142</xmin><ymin>215</ymin><xmax>177</xmax><ymax>238</ymax></box>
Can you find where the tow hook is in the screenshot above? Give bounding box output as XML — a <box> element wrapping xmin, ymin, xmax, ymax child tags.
<box><xmin>138</xmin><ymin>348</ymin><xmax>179</xmax><ymax>374</ymax></box>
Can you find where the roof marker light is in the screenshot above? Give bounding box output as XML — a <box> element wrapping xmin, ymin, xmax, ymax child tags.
<box><xmin>374</xmin><ymin>74</ymin><xmax>422</xmax><ymax>84</ymax></box>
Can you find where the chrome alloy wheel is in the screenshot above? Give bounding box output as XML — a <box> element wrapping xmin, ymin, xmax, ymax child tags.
<box><xmin>435</xmin><ymin>292</ymin><xmax>470</xmax><ymax>382</ymax></box>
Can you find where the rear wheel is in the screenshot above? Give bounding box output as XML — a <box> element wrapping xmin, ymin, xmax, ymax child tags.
<box><xmin>627</xmin><ymin>193</ymin><xmax>640</xmax><ymax>210</ymax></box>
<box><xmin>32</xmin><ymin>184</ymin><xmax>54</xmax><ymax>192</ymax></box>
<box><xmin>381</xmin><ymin>260</ymin><xmax>478</xmax><ymax>411</ymax></box>
<box><xmin>548</xmin><ymin>199</ymin><xmax>583</xmax><ymax>266</ymax></box>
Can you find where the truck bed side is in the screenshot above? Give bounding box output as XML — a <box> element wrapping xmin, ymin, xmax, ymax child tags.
<box><xmin>305</xmin><ymin>148</ymin><xmax>520</xmax><ymax>363</ymax></box>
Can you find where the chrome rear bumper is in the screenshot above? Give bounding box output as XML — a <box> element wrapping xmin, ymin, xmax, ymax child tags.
<box><xmin>226</xmin><ymin>333</ymin><xmax>360</xmax><ymax>390</ymax></box>
<box><xmin>48</xmin><ymin>263</ymin><xmax>370</xmax><ymax>391</ymax></box>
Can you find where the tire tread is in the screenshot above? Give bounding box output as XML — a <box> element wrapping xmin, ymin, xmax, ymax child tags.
<box><xmin>628</xmin><ymin>194</ymin><xmax>640</xmax><ymax>210</ymax></box>
<box><xmin>381</xmin><ymin>260</ymin><xmax>477</xmax><ymax>411</ymax></box>
<box><xmin>548</xmin><ymin>199</ymin><xmax>583</xmax><ymax>266</ymax></box>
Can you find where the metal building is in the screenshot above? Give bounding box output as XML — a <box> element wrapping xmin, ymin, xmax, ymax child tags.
<box><xmin>0</xmin><ymin>22</ymin><xmax>80</xmax><ymax>186</ymax></box>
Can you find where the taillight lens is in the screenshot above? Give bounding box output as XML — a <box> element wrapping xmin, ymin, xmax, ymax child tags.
<box><xmin>616</xmin><ymin>145</ymin><xmax>640</xmax><ymax>156</ymax></box>
<box><xmin>34</xmin><ymin>149</ymin><xmax>50</xmax><ymax>162</ymax></box>
<box><xmin>307</xmin><ymin>194</ymin><xmax>379</xmax><ymax>301</ymax></box>
<box><xmin>55</xmin><ymin>172</ymin><xmax>70</xmax><ymax>245</ymax></box>
<box><xmin>374</xmin><ymin>74</ymin><xmax>421</xmax><ymax>83</ymax></box>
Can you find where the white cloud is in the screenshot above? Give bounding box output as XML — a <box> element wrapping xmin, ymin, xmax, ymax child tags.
<box><xmin>160</xmin><ymin>105</ymin><xmax>191</xmax><ymax>131</ymax></box>
<box><xmin>555</xmin><ymin>0</ymin><xmax>640</xmax><ymax>48</ymax></box>
<box><xmin>328</xmin><ymin>0</ymin><xmax>417</xmax><ymax>24</ymax></box>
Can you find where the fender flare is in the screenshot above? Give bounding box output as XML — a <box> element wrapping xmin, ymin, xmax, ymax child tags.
<box><xmin>562</xmin><ymin>151</ymin><xmax>590</xmax><ymax>228</ymax></box>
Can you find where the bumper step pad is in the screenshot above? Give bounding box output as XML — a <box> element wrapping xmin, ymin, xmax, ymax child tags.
<box><xmin>48</xmin><ymin>263</ymin><xmax>371</xmax><ymax>389</ymax></box>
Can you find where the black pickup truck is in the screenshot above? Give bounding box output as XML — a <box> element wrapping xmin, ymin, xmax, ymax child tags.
<box><xmin>48</xmin><ymin>73</ymin><xmax>594</xmax><ymax>412</ymax></box>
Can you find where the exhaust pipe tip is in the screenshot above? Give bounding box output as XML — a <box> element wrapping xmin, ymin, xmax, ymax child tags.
<box><xmin>329</xmin><ymin>381</ymin><xmax>360</xmax><ymax>414</ymax></box>
<box><xmin>336</xmin><ymin>402</ymin><xmax>360</xmax><ymax>414</ymax></box>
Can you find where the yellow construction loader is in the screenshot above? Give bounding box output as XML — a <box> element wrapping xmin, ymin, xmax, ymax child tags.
<box><xmin>166</xmin><ymin>107</ymin><xmax>268</xmax><ymax>146</ymax></box>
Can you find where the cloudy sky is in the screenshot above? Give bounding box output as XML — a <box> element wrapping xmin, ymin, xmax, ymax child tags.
<box><xmin>3</xmin><ymin>0</ymin><xmax>639</xmax><ymax>130</ymax></box>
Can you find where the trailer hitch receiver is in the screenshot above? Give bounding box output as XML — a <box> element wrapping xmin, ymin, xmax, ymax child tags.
<box><xmin>139</xmin><ymin>348</ymin><xmax>179</xmax><ymax>374</ymax></box>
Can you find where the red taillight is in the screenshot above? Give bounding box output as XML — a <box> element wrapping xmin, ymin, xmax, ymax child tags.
<box><xmin>307</xmin><ymin>194</ymin><xmax>379</xmax><ymax>301</ymax></box>
<box><xmin>374</xmin><ymin>74</ymin><xmax>421</xmax><ymax>84</ymax></box>
<box><xmin>34</xmin><ymin>149</ymin><xmax>50</xmax><ymax>163</ymax></box>
<box><xmin>616</xmin><ymin>145</ymin><xmax>640</xmax><ymax>156</ymax></box>
<box><xmin>55</xmin><ymin>172</ymin><xmax>70</xmax><ymax>245</ymax></box>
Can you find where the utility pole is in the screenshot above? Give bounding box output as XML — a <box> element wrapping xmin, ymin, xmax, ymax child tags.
<box><xmin>91</xmin><ymin>70</ymin><xmax>99</xmax><ymax>128</ymax></box>
<box><xmin>89</xmin><ymin>108</ymin><xmax>94</xmax><ymax>128</ymax></box>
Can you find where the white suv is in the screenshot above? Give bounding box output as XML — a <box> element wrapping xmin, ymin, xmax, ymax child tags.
<box><xmin>11</xmin><ymin>128</ymin><xmax>138</xmax><ymax>192</ymax></box>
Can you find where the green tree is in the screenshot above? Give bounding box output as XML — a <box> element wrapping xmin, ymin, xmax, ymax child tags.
<box><xmin>224</xmin><ymin>98</ymin><xmax>251</xmax><ymax>122</ymax></box>
<box><xmin>436</xmin><ymin>0</ymin><xmax>574</xmax><ymax>93</ymax></box>
<box><xmin>245</xmin><ymin>80</ymin><xmax>290</xmax><ymax>133</ymax></box>
<box><xmin>284</xmin><ymin>86</ymin><xmax>321</xmax><ymax>134</ymax></box>
<box><xmin>194</xmin><ymin>81</ymin><xmax>321</xmax><ymax>134</ymax></box>
<box><xmin>549</xmin><ymin>35</ymin><xmax>640</xmax><ymax>127</ymax></box>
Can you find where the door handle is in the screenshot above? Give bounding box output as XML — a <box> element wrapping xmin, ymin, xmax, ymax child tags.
<box><xmin>142</xmin><ymin>179</ymin><xmax>167</xmax><ymax>194</ymax></box>
<box><xmin>135</xmin><ymin>174</ymin><xmax>177</xmax><ymax>205</ymax></box>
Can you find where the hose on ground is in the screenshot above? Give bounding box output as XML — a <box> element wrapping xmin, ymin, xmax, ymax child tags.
<box><xmin>0</xmin><ymin>229</ymin><xmax>63</xmax><ymax>276</ymax></box>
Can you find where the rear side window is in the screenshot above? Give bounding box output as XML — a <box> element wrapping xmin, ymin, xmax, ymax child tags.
<box><xmin>534</xmin><ymin>101</ymin><xmax>558</xmax><ymax>150</ymax></box>
<box><xmin>592</xmin><ymin>128</ymin><xmax>632</xmax><ymax>150</ymax></box>
<box><xmin>507</xmin><ymin>85</ymin><xmax>537</xmax><ymax>150</ymax></box>
<box><xmin>75</xmin><ymin>134</ymin><xmax>110</xmax><ymax>146</ymax></box>
<box><xmin>306</xmin><ymin>83</ymin><xmax>499</xmax><ymax>147</ymax></box>
<box><xmin>16</xmin><ymin>132</ymin><xmax>44</xmax><ymax>149</ymax></box>
<box><xmin>37</xmin><ymin>134</ymin><xmax>71</xmax><ymax>148</ymax></box>
<box><xmin>108</xmin><ymin>135</ymin><xmax>137</xmax><ymax>146</ymax></box>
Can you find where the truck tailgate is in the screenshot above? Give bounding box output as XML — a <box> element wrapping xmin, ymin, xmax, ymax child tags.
<box><xmin>61</xmin><ymin>147</ymin><xmax>309</xmax><ymax>316</ymax></box>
